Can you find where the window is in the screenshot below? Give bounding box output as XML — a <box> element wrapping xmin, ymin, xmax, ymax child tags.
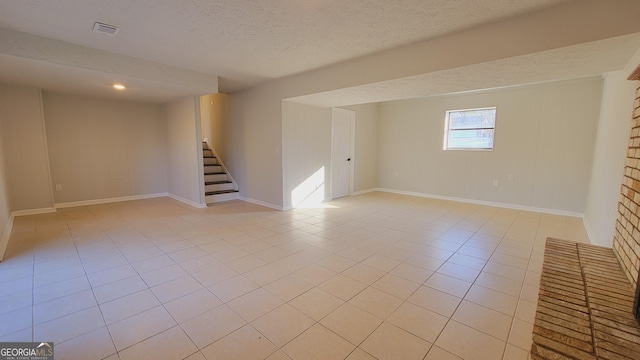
<box><xmin>444</xmin><ymin>107</ymin><xmax>496</xmax><ymax>150</ymax></box>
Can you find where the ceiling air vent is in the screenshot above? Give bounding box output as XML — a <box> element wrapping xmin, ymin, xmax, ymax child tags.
<box><xmin>93</xmin><ymin>22</ymin><xmax>120</xmax><ymax>37</ymax></box>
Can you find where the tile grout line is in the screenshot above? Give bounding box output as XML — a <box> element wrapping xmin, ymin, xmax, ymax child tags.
<box><xmin>72</xmin><ymin>207</ymin><xmax>120</xmax><ymax>360</ymax></box>
<box><xmin>2</xmin><ymin>194</ymin><xmax>581</xmax><ymax>360</ymax></box>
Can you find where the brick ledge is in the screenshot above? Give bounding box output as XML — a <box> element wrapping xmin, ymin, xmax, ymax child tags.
<box><xmin>531</xmin><ymin>238</ymin><xmax>640</xmax><ymax>359</ymax></box>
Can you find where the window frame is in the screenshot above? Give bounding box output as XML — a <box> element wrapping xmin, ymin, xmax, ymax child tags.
<box><xmin>443</xmin><ymin>106</ymin><xmax>497</xmax><ymax>151</ymax></box>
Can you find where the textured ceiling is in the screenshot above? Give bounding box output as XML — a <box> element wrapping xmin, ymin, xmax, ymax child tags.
<box><xmin>289</xmin><ymin>33</ymin><xmax>640</xmax><ymax>107</ymax></box>
<box><xmin>0</xmin><ymin>0</ymin><xmax>638</xmax><ymax>103</ymax></box>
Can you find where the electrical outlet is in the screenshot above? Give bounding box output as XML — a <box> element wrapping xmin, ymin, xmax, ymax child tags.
<box><xmin>507</xmin><ymin>174</ymin><xmax>514</xmax><ymax>181</ymax></box>
<box><xmin>492</xmin><ymin>180</ymin><xmax>498</xmax><ymax>187</ymax></box>
<box><xmin>394</xmin><ymin>171</ymin><xmax>398</xmax><ymax>177</ymax></box>
<box><xmin>55</xmin><ymin>184</ymin><xmax>62</xmax><ymax>191</ymax></box>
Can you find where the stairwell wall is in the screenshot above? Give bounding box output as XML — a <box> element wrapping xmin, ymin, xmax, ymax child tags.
<box><xmin>228</xmin><ymin>88</ymin><xmax>284</xmax><ymax>209</ymax></box>
<box><xmin>200</xmin><ymin>93</ymin><xmax>229</xmax><ymax>162</ymax></box>
<box><xmin>165</xmin><ymin>96</ymin><xmax>205</xmax><ymax>207</ymax></box>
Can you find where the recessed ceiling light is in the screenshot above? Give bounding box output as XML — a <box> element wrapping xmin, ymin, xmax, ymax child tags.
<box><xmin>113</xmin><ymin>84</ymin><xmax>126</xmax><ymax>90</ymax></box>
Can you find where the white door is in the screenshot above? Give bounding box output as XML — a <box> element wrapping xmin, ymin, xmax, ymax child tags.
<box><xmin>331</xmin><ymin>108</ymin><xmax>355</xmax><ymax>199</ymax></box>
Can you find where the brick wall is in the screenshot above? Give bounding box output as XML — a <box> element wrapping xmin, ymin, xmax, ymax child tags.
<box><xmin>613</xmin><ymin>83</ymin><xmax>640</xmax><ymax>290</ymax></box>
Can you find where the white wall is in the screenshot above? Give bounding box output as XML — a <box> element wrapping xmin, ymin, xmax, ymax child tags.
<box><xmin>43</xmin><ymin>92</ymin><xmax>168</xmax><ymax>204</ymax></box>
<box><xmin>165</xmin><ymin>96</ymin><xmax>204</xmax><ymax>207</ymax></box>
<box><xmin>281</xmin><ymin>102</ymin><xmax>379</xmax><ymax>209</ymax></box>
<box><xmin>342</xmin><ymin>103</ymin><xmax>379</xmax><ymax>193</ymax></box>
<box><xmin>584</xmin><ymin>72</ymin><xmax>638</xmax><ymax>246</ymax></box>
<box><xmin>282</xmin><ymin>101</ymin><xmax>332</xmax><ymax>209</ymax></box>
<box><xmin>0</xmin><ymin>84</ymin><xmax>53</xmax><ymax>211</ymax></box>
<box><xmin>200</xmin><ymin>96</ymin><xmax>212</xmax><ymax>141</ymax></box>
<box><xmin>229</xmin><ymin>2</ymin><xmax>639</xmax><ymax>209</ymax></box>
<box><xmin>200</xmin><ymin>93</ymin><xmax>233</xmax><ymax>163</ymax></box>
<box><xmin>376</xmin><ymin>78</ymin><xmax>603</xmax><ymax>214</ymax></box>
<box><xmin>228</xmin><ymin>89</ymin><xmax>284</xmax><ymax>208</ymax></box>
<box><xmin>200</xmin><ymin>93</ymin><xmax>230</xmax><ymax>162</ymax></box>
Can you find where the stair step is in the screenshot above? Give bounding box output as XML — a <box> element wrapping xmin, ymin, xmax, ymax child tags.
<box><xmin>201</xmin><ymin>145</ymin><xmax>236</xmax><ymax>204</ymax></box>
<box><xmin>205</xmin><ymin>189</ymin><xmax>239</xmax><ymax>196</ymax></box>
<box><xmin>205</xmin><ymin>180</ymin><xmax>234</xmax><ymax>192</ymax></box>
<box><xmin>205</xmin><ymin>173</ymin><xmax>228</xmax><ymax>182</ymax></box>
<box><xmin>205</xmin><ymin>191</ymin><xmax>239</xmax><ymax>204</ymax></box>
<box><xmin>205</xmin><ymin>181</ymin><xmax>232</xmax><ymax>185</ymax></box>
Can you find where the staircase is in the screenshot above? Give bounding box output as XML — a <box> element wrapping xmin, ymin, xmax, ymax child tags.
<box><xmin>203</xmin><ymin>141</ymin><xmax>239</xmax><ymax>203</ymax></box>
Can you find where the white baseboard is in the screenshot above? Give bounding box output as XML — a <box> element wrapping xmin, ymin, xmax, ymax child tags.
<box><xmin>0</xmin><ymin>215</ymin><xmax>14</xmax><ymax>261</ymax></box>
<box><xmin>351</xmin><ymin>188</ymin><xmax>378</xmax><ymax>196</ymax></box>
<box><xmin>11</xmin><ymin>207</ymin><xmax>57</xmax><ymax>217</ymax></box>
<box><xmin>239</xmin><ymin>196</ymin><xmax>284</xmax><ymax>211</ymax></box>
<box><xmin>56</xmin><ymin>193</ymin><xmax>207</xmax><ymax>210</ymax></box>
<box><xmin>167</xmin><ymin>193</ymin><xmax>207</xmax><ymax>209</ymax></box>
<box><xmin>5</xmin><ymin>208</ymin><xmax>56</xmax><ymax>260</ymax></box>
<box><xmin>375</xmin><ymin>188</ymin><xmax>585</xmax><ymax>218</ymax></box>
<box><xmin>55</xmin><ymin>193</ymin><xmax>168</xmax><ymax>209</ymax></box>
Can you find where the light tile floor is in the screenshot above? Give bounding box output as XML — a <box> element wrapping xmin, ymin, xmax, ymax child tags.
<box><xmin>0</xmin><ymin>192</ymin><xmax>590</xmax><ymax>360</ymax></box>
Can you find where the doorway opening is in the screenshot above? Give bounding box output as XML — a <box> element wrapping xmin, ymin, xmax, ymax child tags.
<box><xmin>331</xmin><ymin>108</ymin><xmax>355</xmax><ymax>200</ymax></box>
